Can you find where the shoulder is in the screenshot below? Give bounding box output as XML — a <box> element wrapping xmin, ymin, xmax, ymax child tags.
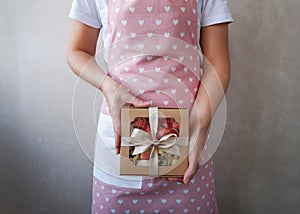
<box><xmin>198</xmin><ymin>0</ymin><xmax>233</xmax><ymax>27</ymax></box>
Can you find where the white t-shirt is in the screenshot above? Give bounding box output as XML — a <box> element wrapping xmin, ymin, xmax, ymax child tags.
<box><xmin>69</xmin><ymin>0</ymin><xmax>233</xmax><ymax>189</ymax></box>
<box><xmin>69</xmin><ymin>0</ymin><xmax>233</xmax><ymax>55</ymax></box>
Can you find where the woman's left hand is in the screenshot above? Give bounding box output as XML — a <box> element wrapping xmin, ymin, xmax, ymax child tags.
<box><xmin>165</xmin><ymin>100</ymin><xmax>211</xmax><ymax>184</ymax></box>
<box><xmin>183</xmin><ymin>100</ymin><xmax>211</xmax><ymax>184</ymax></box>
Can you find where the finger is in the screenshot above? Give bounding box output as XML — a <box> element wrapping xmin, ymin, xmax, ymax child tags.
<box><xmin>167</xmin><ymin>177</ymin><xmax>183</xmax><ymax>182</ymax></box>
<box><xmin>111</xmin><ymin>106</ymin><xmax>121</xmax><ymax>131</ymax></box>
<box><xmin>183</xmin><ymin>164</ymin><xmax>198</xmax><ymax>184</ymax></box>
<box><xmin>183</xmin><ymin>142</ymin><xmax>201</xmax><ymax>184</ymax></box>
<box><xmin>111</xmin><ymin>108</ymin><xmax>121</xmax><ymax>154</ymax></box>
<box><xmin>130</xmin><ymin>96</ymin><xmax>150</xmax><ymax>107</ymax></box>
<box><xmin>110</xmin><ymin>100</ymin><xmax>121</xmax><ymax>154</ymax></box>
<box><xmin>159</xmin><ymin>177</ymin><xmax>167</xmax><ymax>180</ymax></box>
<box><xmin>114</xmin><ymin>129</ymin><xmax>121</xmax><ymax>154</ymax></box>
<box><xmin>112</xmin><ymin>118</ymin><xmax>121</xmax><ymax>154</ymax></box>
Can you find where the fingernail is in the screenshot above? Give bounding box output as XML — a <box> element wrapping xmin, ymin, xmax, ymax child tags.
<box><xmin>183</xmin><ymin>178</ymin><xmax>189</xmax><ymax>184</ymax></box>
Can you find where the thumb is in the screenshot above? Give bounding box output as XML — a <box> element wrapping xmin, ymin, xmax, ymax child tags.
<box><xmin>130</xmin><ymin>96</ymin><xmax>150</xmax><ymax>107</ymax></box>
<box><xmin>183</xmin><ymin>164</ymin><xmax>198</xmax><ymax>184</ymax></box>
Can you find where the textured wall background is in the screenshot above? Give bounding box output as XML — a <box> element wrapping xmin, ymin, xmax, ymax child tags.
<box><xmin>0</xmin><ymin>0</ymin><xmax>299</xmax><ymax>213</ymax></box>
<box><xmin>215</xmin><ymin>0</ymin><xmax>300</xmax><ymax>213</ymax></box>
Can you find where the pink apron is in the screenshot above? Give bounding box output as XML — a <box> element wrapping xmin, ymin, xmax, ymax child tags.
<box><xmin>92</xmin><ymin>1</ymin><xmax>219</xmax><ymax>214</ymax></box>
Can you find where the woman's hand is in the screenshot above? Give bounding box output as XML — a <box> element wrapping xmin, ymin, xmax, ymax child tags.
<box><xmin>183</xmin><ymin>101</ymin><xmax>211</xmax><ymax>184</ymax></box>
<box><xmin>100</xmin><ymin>76</ymin><xmax>150</xmax><ymax>154</ymax></box>
<box><xmin>163</xmin><ymin>99</ymin><xmax>211</xmax><ymax>184</ymax></box>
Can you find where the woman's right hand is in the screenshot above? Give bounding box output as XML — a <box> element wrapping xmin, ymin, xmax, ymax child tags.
<box><xmin>100</xmin><ymin>76</ymin><xmax>150</xmax><ymax>155</ymax></box>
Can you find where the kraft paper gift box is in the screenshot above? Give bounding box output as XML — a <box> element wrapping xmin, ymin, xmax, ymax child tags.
<box><xmin>120</xmin><ymin>106</ymin><xmax>189</xmax><ymax>177</ymax></box>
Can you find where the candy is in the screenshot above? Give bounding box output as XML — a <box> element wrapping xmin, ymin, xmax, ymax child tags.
<box><xmin>140</xmin><ymin>149</ymin><xmax>151</xmax><ymax>160</ymax></box>
<box><xmin>156</xmin><ymin>127</ymin><xmax>172</xmax><ymax>139</ymax></box>
<box><xmin>159</xmin><ymin>160</ymin><xmax>168</xmax><ymax>166</ymax></box>
<box><xmin>133</xmin><ymin>117</ymin><xmax>147</xmax><ymax>129</ymax></box>
<box><xmin>167</xmin><ymin>118</ymin><xmax>175</xmax><ymax>128</ymax></box>
<box><xmin>170</xmin><ymin>159</ymin><xmax>178</xmax><ymax>166</ymax></box>
<box><xmin>172</xmin><ymin>121</ymin><xmax>180</xmax><ymax>130</ymax></box>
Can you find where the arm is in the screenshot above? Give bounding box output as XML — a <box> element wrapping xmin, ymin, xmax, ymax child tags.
<box><xmin>66</xmin><ymin>20</ymin><xmax>110</xmax><ymax>91</ymax></box>
<box><xmin>183</xmin><ymin>23</ymin><xmax>231</xmax><ymax>184</ymax></box>
<box><xmin>66</xmin><ymin>20</ymin><xmax>149</xmax><ymax>154</ymax></box>
<box><xmin>197</xmin><ymin>22</ymin><xmax>231</xmax><ymax>117</ymax></box>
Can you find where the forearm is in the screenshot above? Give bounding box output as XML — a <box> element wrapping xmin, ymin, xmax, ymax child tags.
<box><xmin>195</xmin><ymin>57</ymin><xmax>230</xmax><ymax>124</ymax></box>
<box><xmin>194</xmin><ymin>23</ymin><xmax>231</xmax><ymax>128</ymax></box>
<box><xmin>66</xmin><ymin>20</ymin><xmax>118</xmax><ymax>94</ymax></box>
<box><xmin>67</xmin><ymin>50</ymin><xmax>118</xmax><ymax>95</ymax></box>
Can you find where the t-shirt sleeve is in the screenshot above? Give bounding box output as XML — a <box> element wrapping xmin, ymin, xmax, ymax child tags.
<box><xmin>69</xmin><ymin>0</ymin><xmax>102</xmax><ymax>29</ymax></box>
<box><xmin>201</xmin><ymin>0</ymin><xmax>233</xmax><ymax>27</ymax></box>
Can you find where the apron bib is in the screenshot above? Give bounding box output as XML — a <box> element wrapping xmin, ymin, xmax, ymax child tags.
<box><xmin>101</xmin><ymin>0</ymin><xmax>202</xmax><ymax>113</ymax></box>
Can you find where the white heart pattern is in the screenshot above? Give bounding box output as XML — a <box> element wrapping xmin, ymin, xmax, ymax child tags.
<box><xmin>129</xmin><ymin>7</ymin><xmax>135</xmax><ymax>13</ymax></box>
<box><xmin>164</xmin><ymin>6</ymin><xmax>171</xmax><ymax>12</ymax></box>
<box><xmin>102</xmin><ymin>3</ymin><xmax>209</xmax><ymax>212</ymax></box>
<box><xmin>121</xmin><ymin>20</ymin><xmax>127</xmax><ymax>26</ymax></box>
<box><xmin>138</xmin><ymin>20</ymin><xmax>144</xmax><ymax>26</ymax></box>
<box><xmin>147</xmin><ymin>6</ymin><xmax>153</xmax><ymax>12</ymax></box>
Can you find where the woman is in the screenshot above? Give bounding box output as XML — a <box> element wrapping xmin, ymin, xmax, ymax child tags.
<box><xmin>67</xmin><ymin>0</ymin><xmax>233</xmax><ymax>213</ymax></box>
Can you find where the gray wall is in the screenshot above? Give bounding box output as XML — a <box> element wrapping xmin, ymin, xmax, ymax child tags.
<box><xmin>0</xmin><ymin>0</ymin><xmax>299</xmax><ymax>214</ymax></box>
<box><xmin>215</xmin><ymin>0</ymin><xmax>300</xmax><ymax>213</ymax></box>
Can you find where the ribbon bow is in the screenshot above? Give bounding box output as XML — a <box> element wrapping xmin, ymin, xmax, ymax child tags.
<box><xmin>122</xmin><ymin>107</ymin><xmax>183</xmax><ymax>177</ymax></box>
